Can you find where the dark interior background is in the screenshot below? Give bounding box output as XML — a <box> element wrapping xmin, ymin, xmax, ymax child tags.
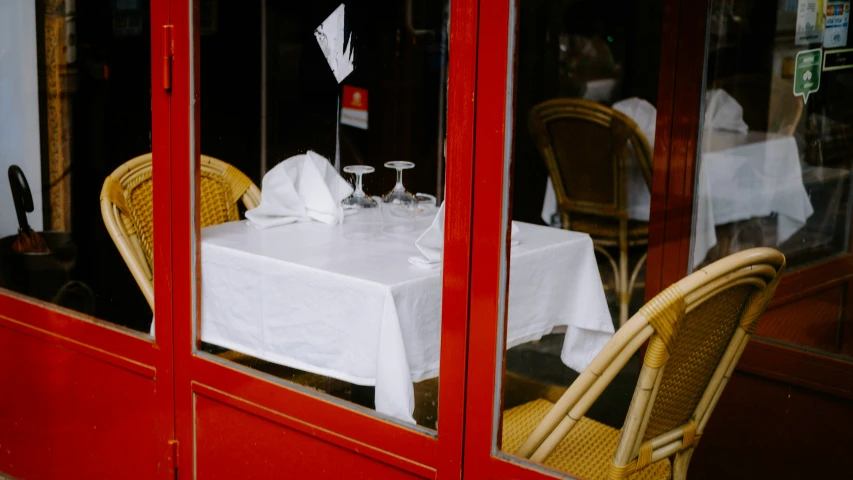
<box><xmin>512</xmin><ymin>0</ymin><xmax>664</xmax><ymax>223</ymax></box>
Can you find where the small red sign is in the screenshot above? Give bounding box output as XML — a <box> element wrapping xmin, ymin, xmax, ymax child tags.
<box><xmin>343</xmin><ymin>86</ymin><xmax>367</xmax><ymax>110</ymax></box>
<box><xmin>341</xmin><ymin>86</ymin><xmax>368</xmax><ymax>130</ymax></box>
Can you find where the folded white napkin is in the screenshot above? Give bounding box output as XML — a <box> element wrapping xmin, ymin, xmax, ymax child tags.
<box><xmin>613</xmin><ymin>97</ymin><xmax>657</xmax><ymax>148</ymax></box>
<box><xmin>246</xmin><ymin>151</ymin><xmax>354</xmax><ymax>228</ymax></box>
<box><xmin>409</xmin><ymin>203</ymin><xmax>519</xmax><ymax>268</ymax></box>
<box><xmin>704</xmin><ymin>89</ymin><xmax>749</xmax><ymax>134</ymax></box>
<box><xmin>612</xmin><ymin>97</ymin><xmax>657</xmax><ymax>220</ymax></box>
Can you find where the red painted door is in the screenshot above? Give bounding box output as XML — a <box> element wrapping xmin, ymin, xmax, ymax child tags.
<box><xmin>460</xmin><ymin>0</ymin><xmax>673</xmax><ymax>478</ymax></box>
<box><xmin>0</xmin><ymin>1</ymin><xmax>176</xmax><ymax>478</ymax></box>
<box><xmin>168</xmin><ymin>1</ymin><xmax>480</xmax><ymax>477</ymax></box>
<box><xmin>461</xmin><ymin>0</ymin><xmax>853</xmax><ymax>479</ymax></box>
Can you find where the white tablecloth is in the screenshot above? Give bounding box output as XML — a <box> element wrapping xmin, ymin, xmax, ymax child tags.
<box><xmin>542</xmin><ymin>129</ymin><xmax>813</xmax><ymax>268</ymax></box>
<box><xmin>200</xmin><ymin>220</ymin><xmax>613</xmax><ymax>424</ymax></box>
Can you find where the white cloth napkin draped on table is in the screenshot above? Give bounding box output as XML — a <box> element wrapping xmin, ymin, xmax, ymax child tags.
<box><xmin>409</xmin><ymin>203</ymin><xmax>520</xmax><ymax>268</ymax></box>
<box><xmin>613</xmin><ymin>97</ymin><xmax>657</xmax><ymax>221</ymax></box>
<box><xmin>245</xmin><ymin>151</ymin><xmax>353</xmax><ymax>228</ymax></box>
<box><xmin>613</xmin><ymin>97</ymin><xmax>657</xmax><ymax>144</ymax></box>
<box><xmin>704</xmin><ymin>89</ymin><xmax>749</xmax><ymax>134</ymax></box>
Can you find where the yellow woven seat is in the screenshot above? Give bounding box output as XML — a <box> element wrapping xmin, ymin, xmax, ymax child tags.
<box><xmin>504</xmin><ymin>399</ymin><xmax>671</xmax><ymax>480</ymax></box>
<box><xmin>506</xmin><ymin>248</ymin><xmax>786</xmax><ymax>480</ymax></box>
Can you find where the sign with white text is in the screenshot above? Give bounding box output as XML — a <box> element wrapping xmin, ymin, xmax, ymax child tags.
<box><xmin>794</xmin><ymin>48</ymin><xmax>823</xmax><ymax>103</ymax></box>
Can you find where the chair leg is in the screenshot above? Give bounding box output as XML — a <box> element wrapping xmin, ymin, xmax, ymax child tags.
<box><xmin>627</xmin><ymin>251</ymin><xmax>647</xmax><ymax>296</ymax></box>
<box><xmin>618</xmin><ymin>222</ymin><xmax>630</xmax><ymax>327</ymax></box>
<box><xmin>672</xmin><ymin>448</ymin><xmax>694</xmax><ymax>480</ymax></box>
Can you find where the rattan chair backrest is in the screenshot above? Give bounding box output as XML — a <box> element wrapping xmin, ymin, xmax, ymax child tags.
<box><xmin>100</xmin><ymin>153</ymin><xmax>260</xmax><ymax>310</ymax></box>
<box><xmin>513</xmin><ymin>248</ymin><xmax>785</xmax><ymax>479</ymax></box>
<box><xmin>529</xmin><ymin>98</ymin><xmax>653</xmax><ymax>221</ymax></box>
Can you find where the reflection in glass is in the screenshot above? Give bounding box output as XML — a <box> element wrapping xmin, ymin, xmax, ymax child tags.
<box><xmin>198</xmin><ymin>0</ymin><xmax>450</xmax><ymax>430</ymax></box>
<box><xmin>694</xmin><ymin>0</ymin><xmax>853</xmax><ymax>359</ymax></box>
<box><xmin>495</xmin><ymin>0</ymin><xmax>665</xmax><ymax>477</ymax></box>
<box><xmin>0</xmin><ymin>1</ymin><xmax>153</xmax><ymax>333</ymax></box>
<box><xmin>695</xmin><ymin>1</ymin><xmax>853</xmax><ymax>272</ymax></box>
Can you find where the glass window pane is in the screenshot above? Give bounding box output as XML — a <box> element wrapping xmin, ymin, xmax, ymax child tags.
<box><xmin>0</xmin><ymin>1</ymin><xmax>154</xmax><ymax>334</ymax></box>
<box><xmin>696</xmin><ymin>1</ymin><xmax>853</xmax><ymax>358</ymax></box>
<box><xmin>695</xmin><ymin>0</ymin><xmax>853</xmax><ymax>271</ymax></box>
<box><xmin>197</xmin><ymin>0</ymin><xmax>450</xmax><ymax>430</ymax></box>
<box><xmin>495</xmin><ymin>0</ymin><xmax>664</xmax><ymax>476</ymax></box>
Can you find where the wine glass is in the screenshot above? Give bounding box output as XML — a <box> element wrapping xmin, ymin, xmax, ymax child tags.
<box><xmin>340</xmin><ymin>165</ymin><xmax>382</xmax><ymax>239</ymax></box>
<box><xmin>342</xmin><ymin>165</ymin><xmax>379</xmax><ymax>210</ymax></box>
<box><xmin>380</xmin><ymin>161</ymin><xmax>419</xmax><ymax>232</ymax></box>
<box><xmin>382</xmin><ymin>161</ymin><xmax>417</xmax><ymax>206</ymax></box>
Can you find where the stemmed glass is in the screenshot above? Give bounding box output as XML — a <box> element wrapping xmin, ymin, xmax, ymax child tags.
<box><xmin>381</xmin><ymin>161</ymin><xmax>419</xmax><ymax>232</ymax></box>
<box><xmin>342</xmin><ymin>165</ymin><xmax>379</xmax><ymax>210</ymax></box>
<box><xmin>382</xmin><ymin>161</ymin><xmax>417</xmax><ymax>206</ymax></box>
<box><xmin>340</xmin><ymin>165</ymin><xmax>381</xmax><ymax>239</ymax></box>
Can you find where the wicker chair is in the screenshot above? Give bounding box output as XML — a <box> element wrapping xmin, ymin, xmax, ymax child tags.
<box><xmin>502</xmin><ymin>247</ymin><xmax>785</xmax><ymax>480</ymax></box>
<box><xmin>530</xmin><ymin>98</ymin><xmax>654</xmax><ymax>326</ymax></box>
<box><xmin>100</xmin><ymin>153</ymin><xmax>260</xmax><ymax>310</ymax></box>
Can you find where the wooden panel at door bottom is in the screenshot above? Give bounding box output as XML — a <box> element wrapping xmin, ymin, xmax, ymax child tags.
<box><xmin>0</xmin><ymin>324</ymin><xmax>158</xmax><ymax>479</ymax></box>
<box><xmin>755</xmin><ymin>284</ymin><xmax>845</xmax><ymax>355</ymax></box>
<box><xmin>689</xmin><ymin>371</ymin><xmax>853</xmax><ymax>479</ymax></box>
<box><xmin>194</xmin><ymin>390</ymin><xmax>434</xmax><ymax>479</ymax></box>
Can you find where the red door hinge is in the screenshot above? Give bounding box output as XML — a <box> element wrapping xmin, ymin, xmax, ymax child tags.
<box><xmin>162</xmin><ymin>25</ymin><xmax>174</xmax><ymax>91</ymax></box>
<box><xmin>167</xmin><ymin>439</ymin><xmax>179</xmax><ymax>471</ymax></box>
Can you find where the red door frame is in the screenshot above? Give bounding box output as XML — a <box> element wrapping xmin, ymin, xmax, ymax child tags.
<box><xmin>0</xmin><ymin>1</ymin><xmax>176</xmax><ymax>478</ymax></box>
<box><xmin>169</xmin><ymin>0</ymin><xmax>479</xmax><ymax>477</ymax></box>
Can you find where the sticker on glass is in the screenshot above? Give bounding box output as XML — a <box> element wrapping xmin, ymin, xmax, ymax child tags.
<box><xmin>797</xmin><ymin>0</ymin><xmax>825</xmax><ymax>45</ymax></box>
<box><xmin>824</xmin><ymin>1</ymin><xmax>850</xmax><ymax>48</ymax></box>
<box><xmin>794</xmin><ymin>48</ymin><xmax>822</xmax><ymax>103</ymax></box>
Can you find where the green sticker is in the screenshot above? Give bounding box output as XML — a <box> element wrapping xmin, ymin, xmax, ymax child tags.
<box><xmin>794</xmin><ymin>48</ymin><xmax>822</xmax><ymax>104</ymax></box>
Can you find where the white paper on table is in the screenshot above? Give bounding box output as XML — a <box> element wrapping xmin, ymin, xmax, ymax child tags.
<box><xmin>245</xmin><ymin>151</ymin><xmax>353</xmax><ymax>229</ymax></box>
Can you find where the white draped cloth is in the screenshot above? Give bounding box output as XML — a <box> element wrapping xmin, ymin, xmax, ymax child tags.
<box><xmin>200</xmin><ymin>220</ymin><xmax>613</xmax><ymax>424</ymax></box>
<box><xmin>541</xmin><ymin>96</ymin><xmax>813</xmax><ymax>267</ymax></box>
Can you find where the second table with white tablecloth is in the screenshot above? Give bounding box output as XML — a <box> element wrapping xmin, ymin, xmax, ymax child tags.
<box><xmin>200</xmin><ymin>220</ymin><xmax>613</xmax><ymax>424</ymax></box>
<box><xmin>542</xmin><ymin>126</ymin><xmax>814</xmax><ymax>268</ymax></box>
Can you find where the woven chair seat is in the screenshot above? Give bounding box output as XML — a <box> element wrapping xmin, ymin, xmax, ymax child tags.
<box><xmin>503</xmin><ymin>399</ymin><xmax>671</xmax><ymax>480</ymax></box>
